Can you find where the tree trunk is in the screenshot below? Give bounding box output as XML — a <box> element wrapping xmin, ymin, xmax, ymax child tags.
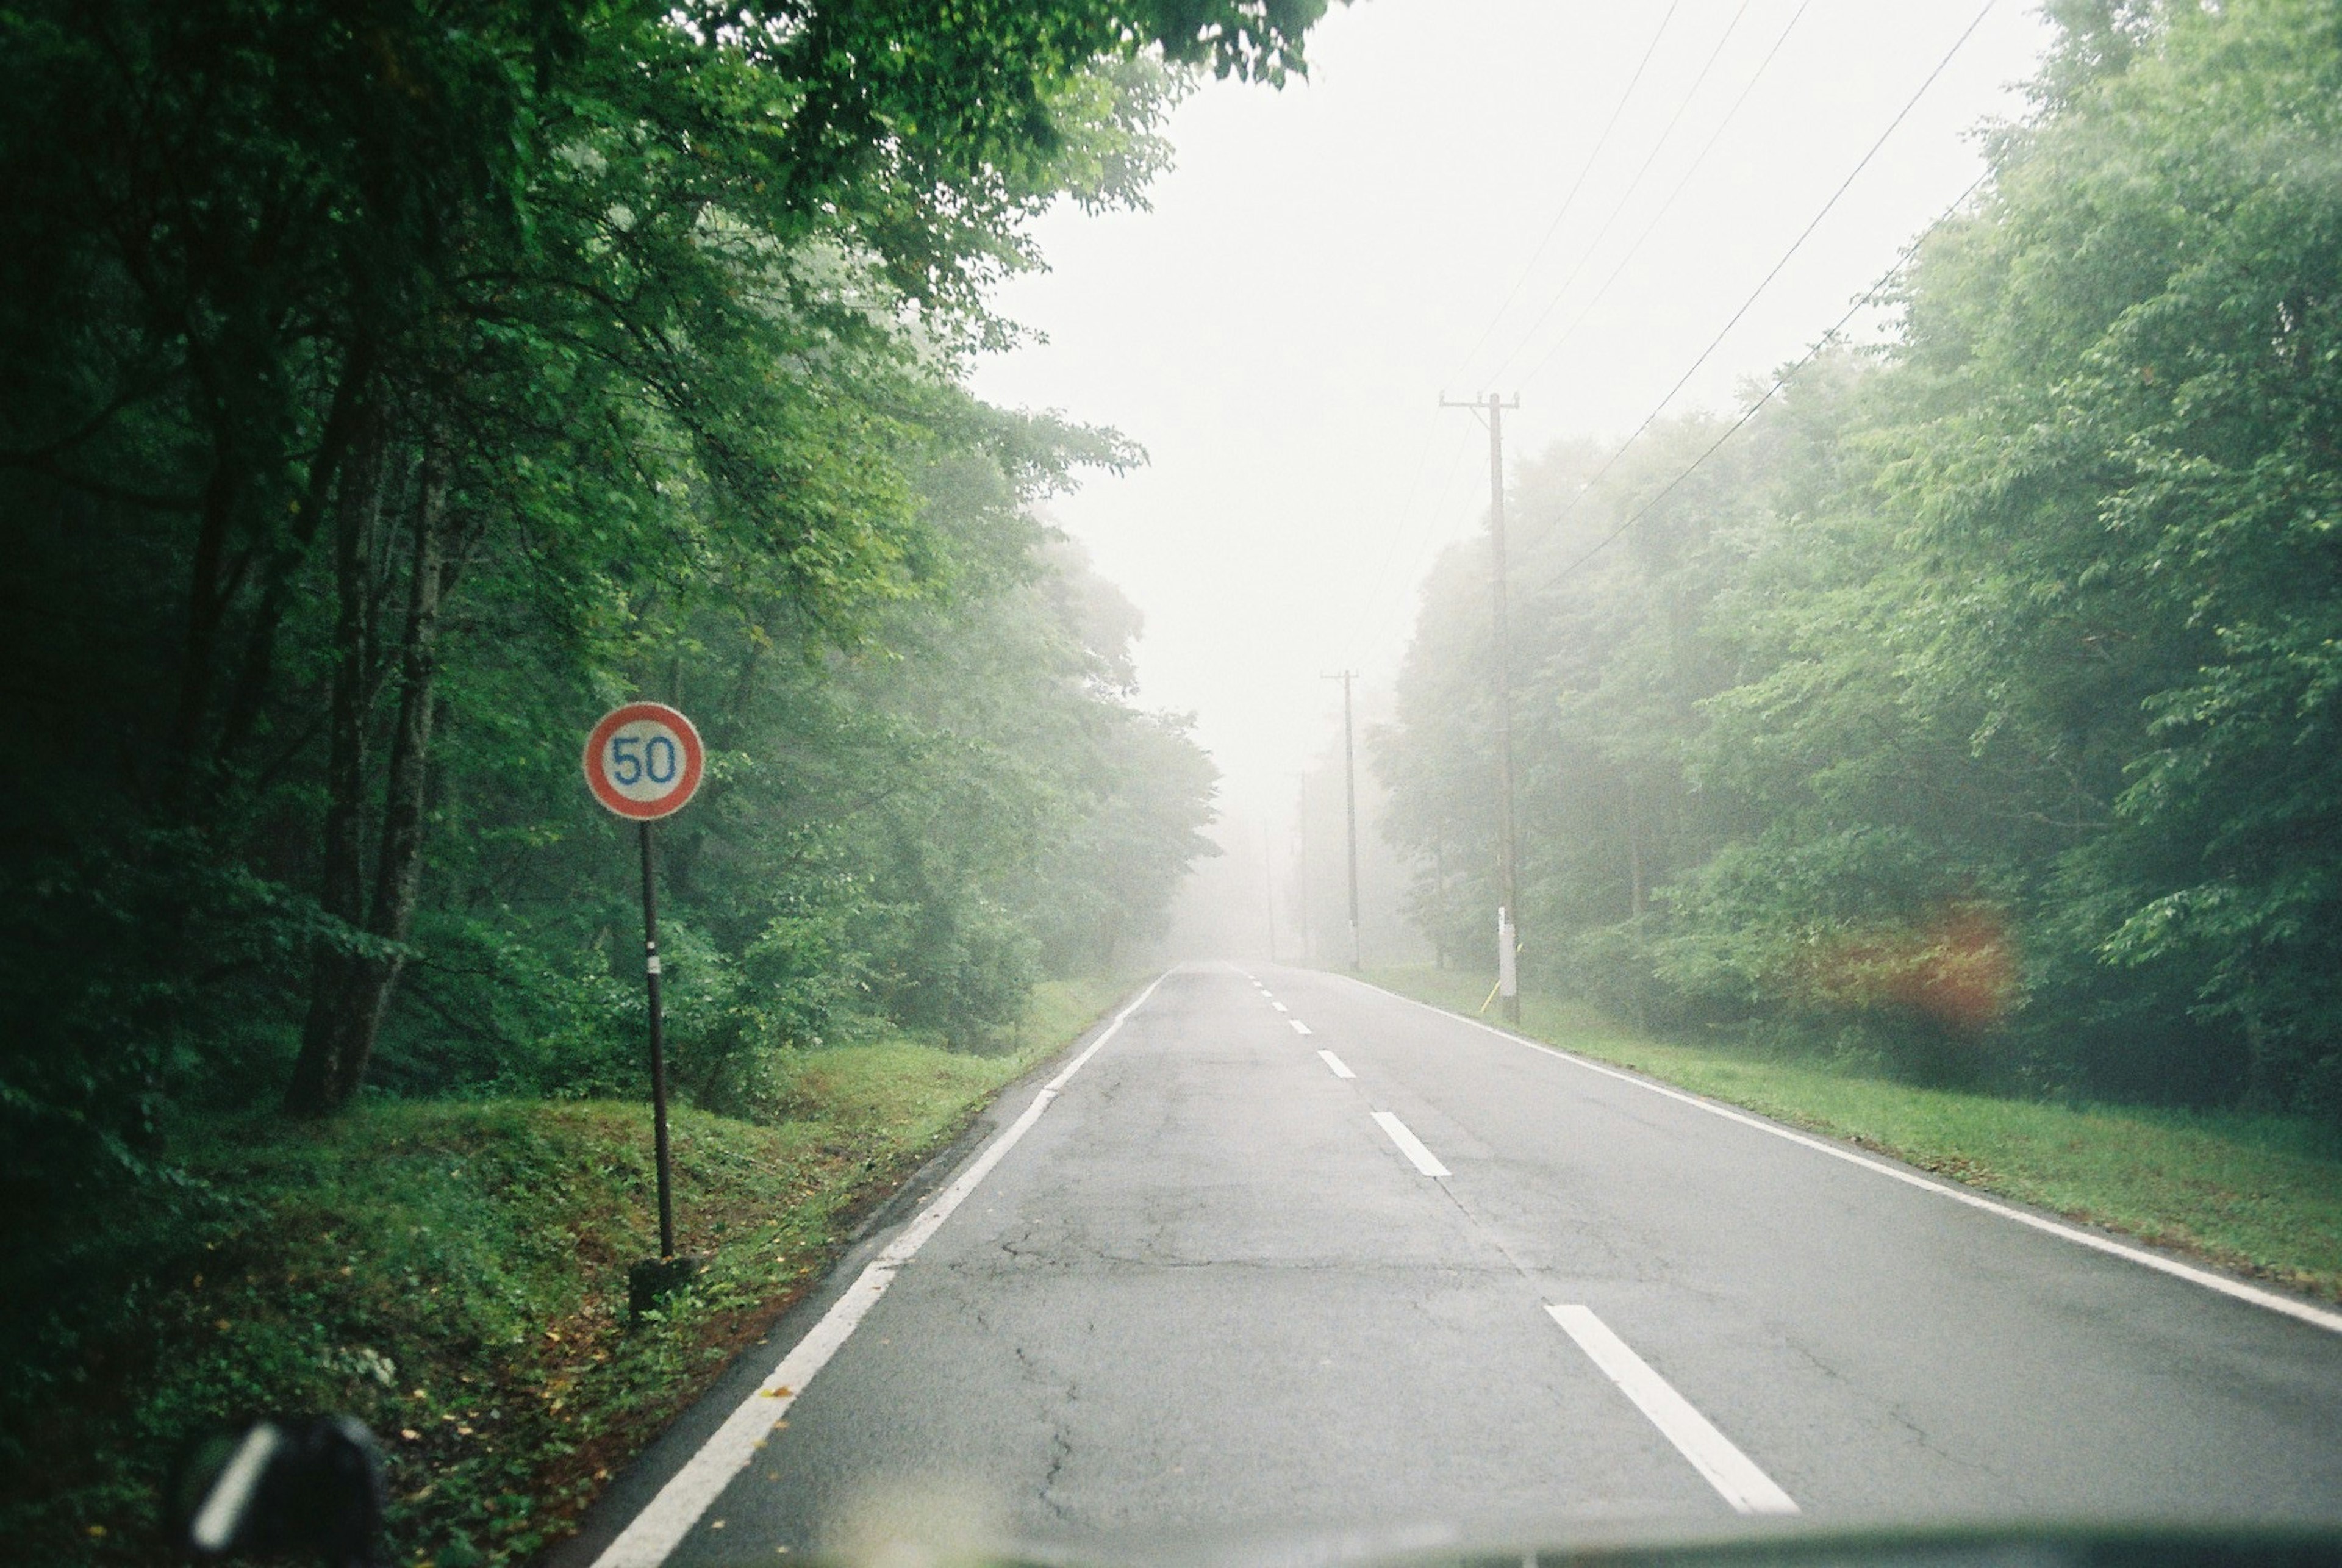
<box><xmin>285</xmin><ymin>407</ymin><xmax>386</xmax><ymax>1118</ymax></box>
<box><xmin>327</xmin><ymin>440</ymin><xmax>451</xmax><ymax>1108</ymax></box>
<box><xmin>217</xmin><ymin>346</ymin><xmax>372</xmax><ymax>765</ymax></box>
<box><xmin>286</xmin><ymin>410</ymin><xmax>457</xmax><ymax>1118</ymax></box>
<box><xmin>166</xmin><ymin>457</ymin><xmax>241</xmax><ymax>804</ymax></box>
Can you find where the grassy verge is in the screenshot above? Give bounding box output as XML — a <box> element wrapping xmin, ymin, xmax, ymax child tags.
<box><xmin>1361</xmin><ymin>967</ymin><xmax>2342</xmax><ymax>1305</ymax></box>
<box><xmin>10</xmin><ymin>976</ymin><xmax>1132</xmax><ymax>1568</ymax></box>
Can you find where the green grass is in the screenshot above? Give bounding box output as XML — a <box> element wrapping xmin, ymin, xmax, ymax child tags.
<box><xmin>1363</xmin><ymin>967</ymin><xmax>2342</xmax><ymax>1306</ymax></box>
<box><xmin>7</xmin><ymin>978</ymin><xmax>1131</xmax><ymax>1568</ymax></box>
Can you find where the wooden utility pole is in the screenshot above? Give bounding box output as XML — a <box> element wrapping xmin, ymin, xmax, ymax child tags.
<box><xmin>1296</xmin><ymin>773</ymin><xmax>1312</xmax><ymax>964</ymax></box>
<box><xmin>1262</xmin><ymin>821</ymin><xmax>1280</xmax><ymax>964</ymax></box>
<box><xmin>1323</xmin><ymin>670</ymin><xmax>1363</xmax><ymax>970</ymax></box>
<box><xmin>1441</xmin><ymin>392</ymin><xmax>1522</xmax><ymax>1024</ymax></box>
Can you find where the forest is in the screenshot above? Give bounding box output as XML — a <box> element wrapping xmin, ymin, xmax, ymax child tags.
<box><xmin>1379</xmin><ymin>0</ymin><xmax>2342</xmax><ymax>1120</ymax></box>
<box><xmin>0</xmin><ymin>5</ymin><xmax>1333</xmax><ymax>1539</ymax></box>
<box><xmin>0</xmin><ymin>0</ymin><xmax>1334</xmax><ymax>1161</ymax></box>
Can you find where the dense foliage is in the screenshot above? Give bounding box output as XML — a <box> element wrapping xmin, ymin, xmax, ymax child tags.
<box><xmin>1380</xmin><ymin>0</ymin><xmax>2342</xmax><ymax>1117</ymax></box>
<box><xmin>0</xmin><ymin>0</ymin><xmax>1320</xmax><ymax>1427</ymax></box>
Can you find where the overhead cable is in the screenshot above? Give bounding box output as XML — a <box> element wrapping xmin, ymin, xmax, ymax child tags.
<box><xmin>1483</xmin><ymin>0</ymin><xmax>1764</xmax><ymax>388</ymax></box>
<box><xmin>1447</xmin><ymin>0</ymin><xmax>1686</xmax><ymax>386</ymax></box>
<box><xmin>1491</xmin><ymin>0</ymin><xmax>1816</xmax><ymax>388</ymax></box>
<box><xmin>1528</xmin><ymin>166</ymin><xmax>1991</xmax><ymax>598</ymax></box>
<box><xmin>1506</xmin><ymin>0</ymin><xmax>2001</xmax><ymax>554</ymax></box>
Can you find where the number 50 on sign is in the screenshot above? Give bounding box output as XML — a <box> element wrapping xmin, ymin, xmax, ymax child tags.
<box><xmin>583</xmin><ymin>702</ymin><xmax>704</xmax><ymax>820</ymax></box>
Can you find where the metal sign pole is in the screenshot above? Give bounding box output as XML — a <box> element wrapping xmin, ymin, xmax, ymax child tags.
<box><xmin>638</xmin><ymin>820</ymin><xmax>676</xmax><ymax>1260</ymax></box>
<box><xmin>585</xmin><ymin>699</ymin><xmax>703</xmax><ymax>1308</ymax></box>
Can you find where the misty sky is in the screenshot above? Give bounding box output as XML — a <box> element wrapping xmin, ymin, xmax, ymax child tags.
<box><xmin>969</xmin><ymin>0</ymin><xmax>2055</xmax><ymax>825</ymax></box>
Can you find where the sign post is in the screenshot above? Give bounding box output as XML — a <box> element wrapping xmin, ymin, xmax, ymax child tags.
<box><xmin>583</xmin><ymin>702</ymin><xmax>704</xmax><ymax>1276</ymax></box>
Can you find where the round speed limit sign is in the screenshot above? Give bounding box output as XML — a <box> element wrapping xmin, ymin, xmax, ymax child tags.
<box><xmin>584</xmin><ymin>702</ymin><xmax>704</xmax><ymax>820</ymax></box>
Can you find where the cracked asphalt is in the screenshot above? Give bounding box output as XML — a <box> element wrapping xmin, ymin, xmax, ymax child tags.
<box><xmin>619</xmin><ymin>965</ymin><xmax>2342</xmax><ymax>1562</ymax></box>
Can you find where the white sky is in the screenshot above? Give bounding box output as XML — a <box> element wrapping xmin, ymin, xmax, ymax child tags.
<box><xmin>970</xmin><ymin>0</ymin><xmax>2055</xmax><ymax>824</ymax></box>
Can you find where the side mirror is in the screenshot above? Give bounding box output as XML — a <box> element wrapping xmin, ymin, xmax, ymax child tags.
<box><xmin>170</xmin><ymin>1415</ymin><xmax>386</xmax><ymax>1567</ymax></box>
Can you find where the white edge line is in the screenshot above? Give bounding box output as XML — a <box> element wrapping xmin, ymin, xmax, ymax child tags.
<box><xmin>1319</xmin><ymin>1050</ymin><xmax>1356</xmax><ymax>1079</ymax></box>
<box><xmin>1548</xmin><ymin>1305</ymin><xmax>1797</xmax><ymax>1516</ymax></box>
<box><xmin>587</xmin><ymin>975</ymin><xmax>1168</xmax><ymax>1568</ymax></box>
<box><xmin>1346</xmin><ymin>978</ymin><xmax>2342</xmax><ymax>1337</ymax></box>
<box><xmin>1289</xmin><ymin>1019</ymin><xmax>1313</xmax><ymax>1036</ymax></box>
<box><xmin>1372</xmin><ymin>1110</ymin><xmax>1451</xmax><ymax>1177</ymax></box>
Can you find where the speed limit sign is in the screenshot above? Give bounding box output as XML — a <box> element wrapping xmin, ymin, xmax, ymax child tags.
<box><xmin>583</xmin><ymin>702</ymin><xmax>704</xmax><ymax>820</ymax></box>
<box><xmin>584</xmin><ymin>700</ymin><xmax>704</xmax><ymax>1270</ymax></box>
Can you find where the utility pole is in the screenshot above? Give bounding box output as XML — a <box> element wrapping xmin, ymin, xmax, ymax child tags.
<box><xmin>1296</xmin><ymin>773</ymin><xmax>1312</xmax><ymax>964</ymax></box>
<box><xmin>1441</xmin><ymin>391</ymin><xmax>1522</xmax><ymax>1025</ymax></box>
<box><xmin>1322</xmin><ymin>670</ymin><xmax>1363</xmax><ymax>970</ymax></box>
<box><xmin>1261</xmin><ymin>823</ymin><xmax>1280</xmax><ymax>964</ymax></box>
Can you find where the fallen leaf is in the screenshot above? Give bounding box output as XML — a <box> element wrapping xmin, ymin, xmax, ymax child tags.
<box><xmin>401</xmin><ymin>1429</ymin><xmax>421</xmax><ymax>1442</ymax></box>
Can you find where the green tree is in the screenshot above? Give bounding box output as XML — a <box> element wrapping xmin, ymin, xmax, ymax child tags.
<box><xmin>0</xmin><ymin>0</ymin><xmax>1319</xmax><ymax>1139</ymax></box>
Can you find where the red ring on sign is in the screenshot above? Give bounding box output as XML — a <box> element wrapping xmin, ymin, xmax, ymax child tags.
<box><xmin>583</xmin><ymin>702</ymin><xmax>705</xmax><ymax>820</ymax></box>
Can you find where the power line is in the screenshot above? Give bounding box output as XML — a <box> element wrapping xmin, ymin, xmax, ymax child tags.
<box><xmin>1482</xmin><ymin>0</ymin><xmax>1763</xmax><ymax>388</ymax></box>
<box><xmin>1489</xmin><ymin>0</ymin><xmax>1816</xmax><ymax>389</ymax></box>
<box><xmin>1447</xmin><ymin>0</ymin><xmax>1685</xmax><ymax>387</ymax></box>
<box><xmin>1341</xmin><ymin>0</ymin><xmax>1863</xmax><ymax>679</ymax></box>
<box><xmin>1528</xmin><ymin>166</ymin><xmax>1991</xmax><ymax>597</ymax></box>
<box><xmin>1505</xmin><ymin>0</ymin><xmax>2000</xmax><ymax>544</ymax></box>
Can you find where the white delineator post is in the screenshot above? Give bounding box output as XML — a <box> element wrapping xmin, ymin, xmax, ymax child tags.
<box><xmin>1497</xmin><ymin>905</ymin><xmax>1518</xmax><ymax>1003</ymax></box>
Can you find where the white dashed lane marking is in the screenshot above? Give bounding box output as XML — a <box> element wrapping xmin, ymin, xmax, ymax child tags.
<box><xmin>1370</xmin><ymin>1111</ymin><xmax>1448</xmax><ymax>1176</ymax></box>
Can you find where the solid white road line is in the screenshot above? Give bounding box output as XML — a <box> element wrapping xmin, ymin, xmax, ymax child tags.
<box><xmin>587</xmin><ymin>976</ymin><xmax>1167</xmax><ymax>1568</ymax></box>
<box><xmin>1353</xmin><ymin>979</ymin><xmax>2342</xmax><ymax>1338</ymax></box>
<box><xmin>1548</xmin><ymin>1305</ymin><xmax>1798</xmax><ymax>1517</ymax></box>
<box><xmin>1372</xmin><ymin>1111</ymin><xmax>1450</xmax><ymax>1177</ymax></box>
<box><xmin>1289</xmin><ymin>1020</ymin><xmax>1313</xmax><ymax>1036</ymax></box>
<box><xmin>1319</xmin><ymin>1050</ymin><xmax>1356</xmax><ymax>1079</ymax></box>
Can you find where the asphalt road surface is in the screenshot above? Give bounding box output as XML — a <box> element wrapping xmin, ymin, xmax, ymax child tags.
<box><xmin>563</xmin><ymin>965</ymin><xmax>2342</xmax><ymax>1566</ymax></box>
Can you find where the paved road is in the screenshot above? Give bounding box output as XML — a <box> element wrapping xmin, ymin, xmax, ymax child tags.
<box><xmin>567</xmin><ymin>965</ymin><xmax>2342</xmax><ymax>1565</ymax></box>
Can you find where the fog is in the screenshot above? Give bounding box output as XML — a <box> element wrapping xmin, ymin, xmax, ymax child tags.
<box><xmin>971</xmin><ymin>0</ymin><xmax>2054</xmax><ymax>959</ymax></box>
